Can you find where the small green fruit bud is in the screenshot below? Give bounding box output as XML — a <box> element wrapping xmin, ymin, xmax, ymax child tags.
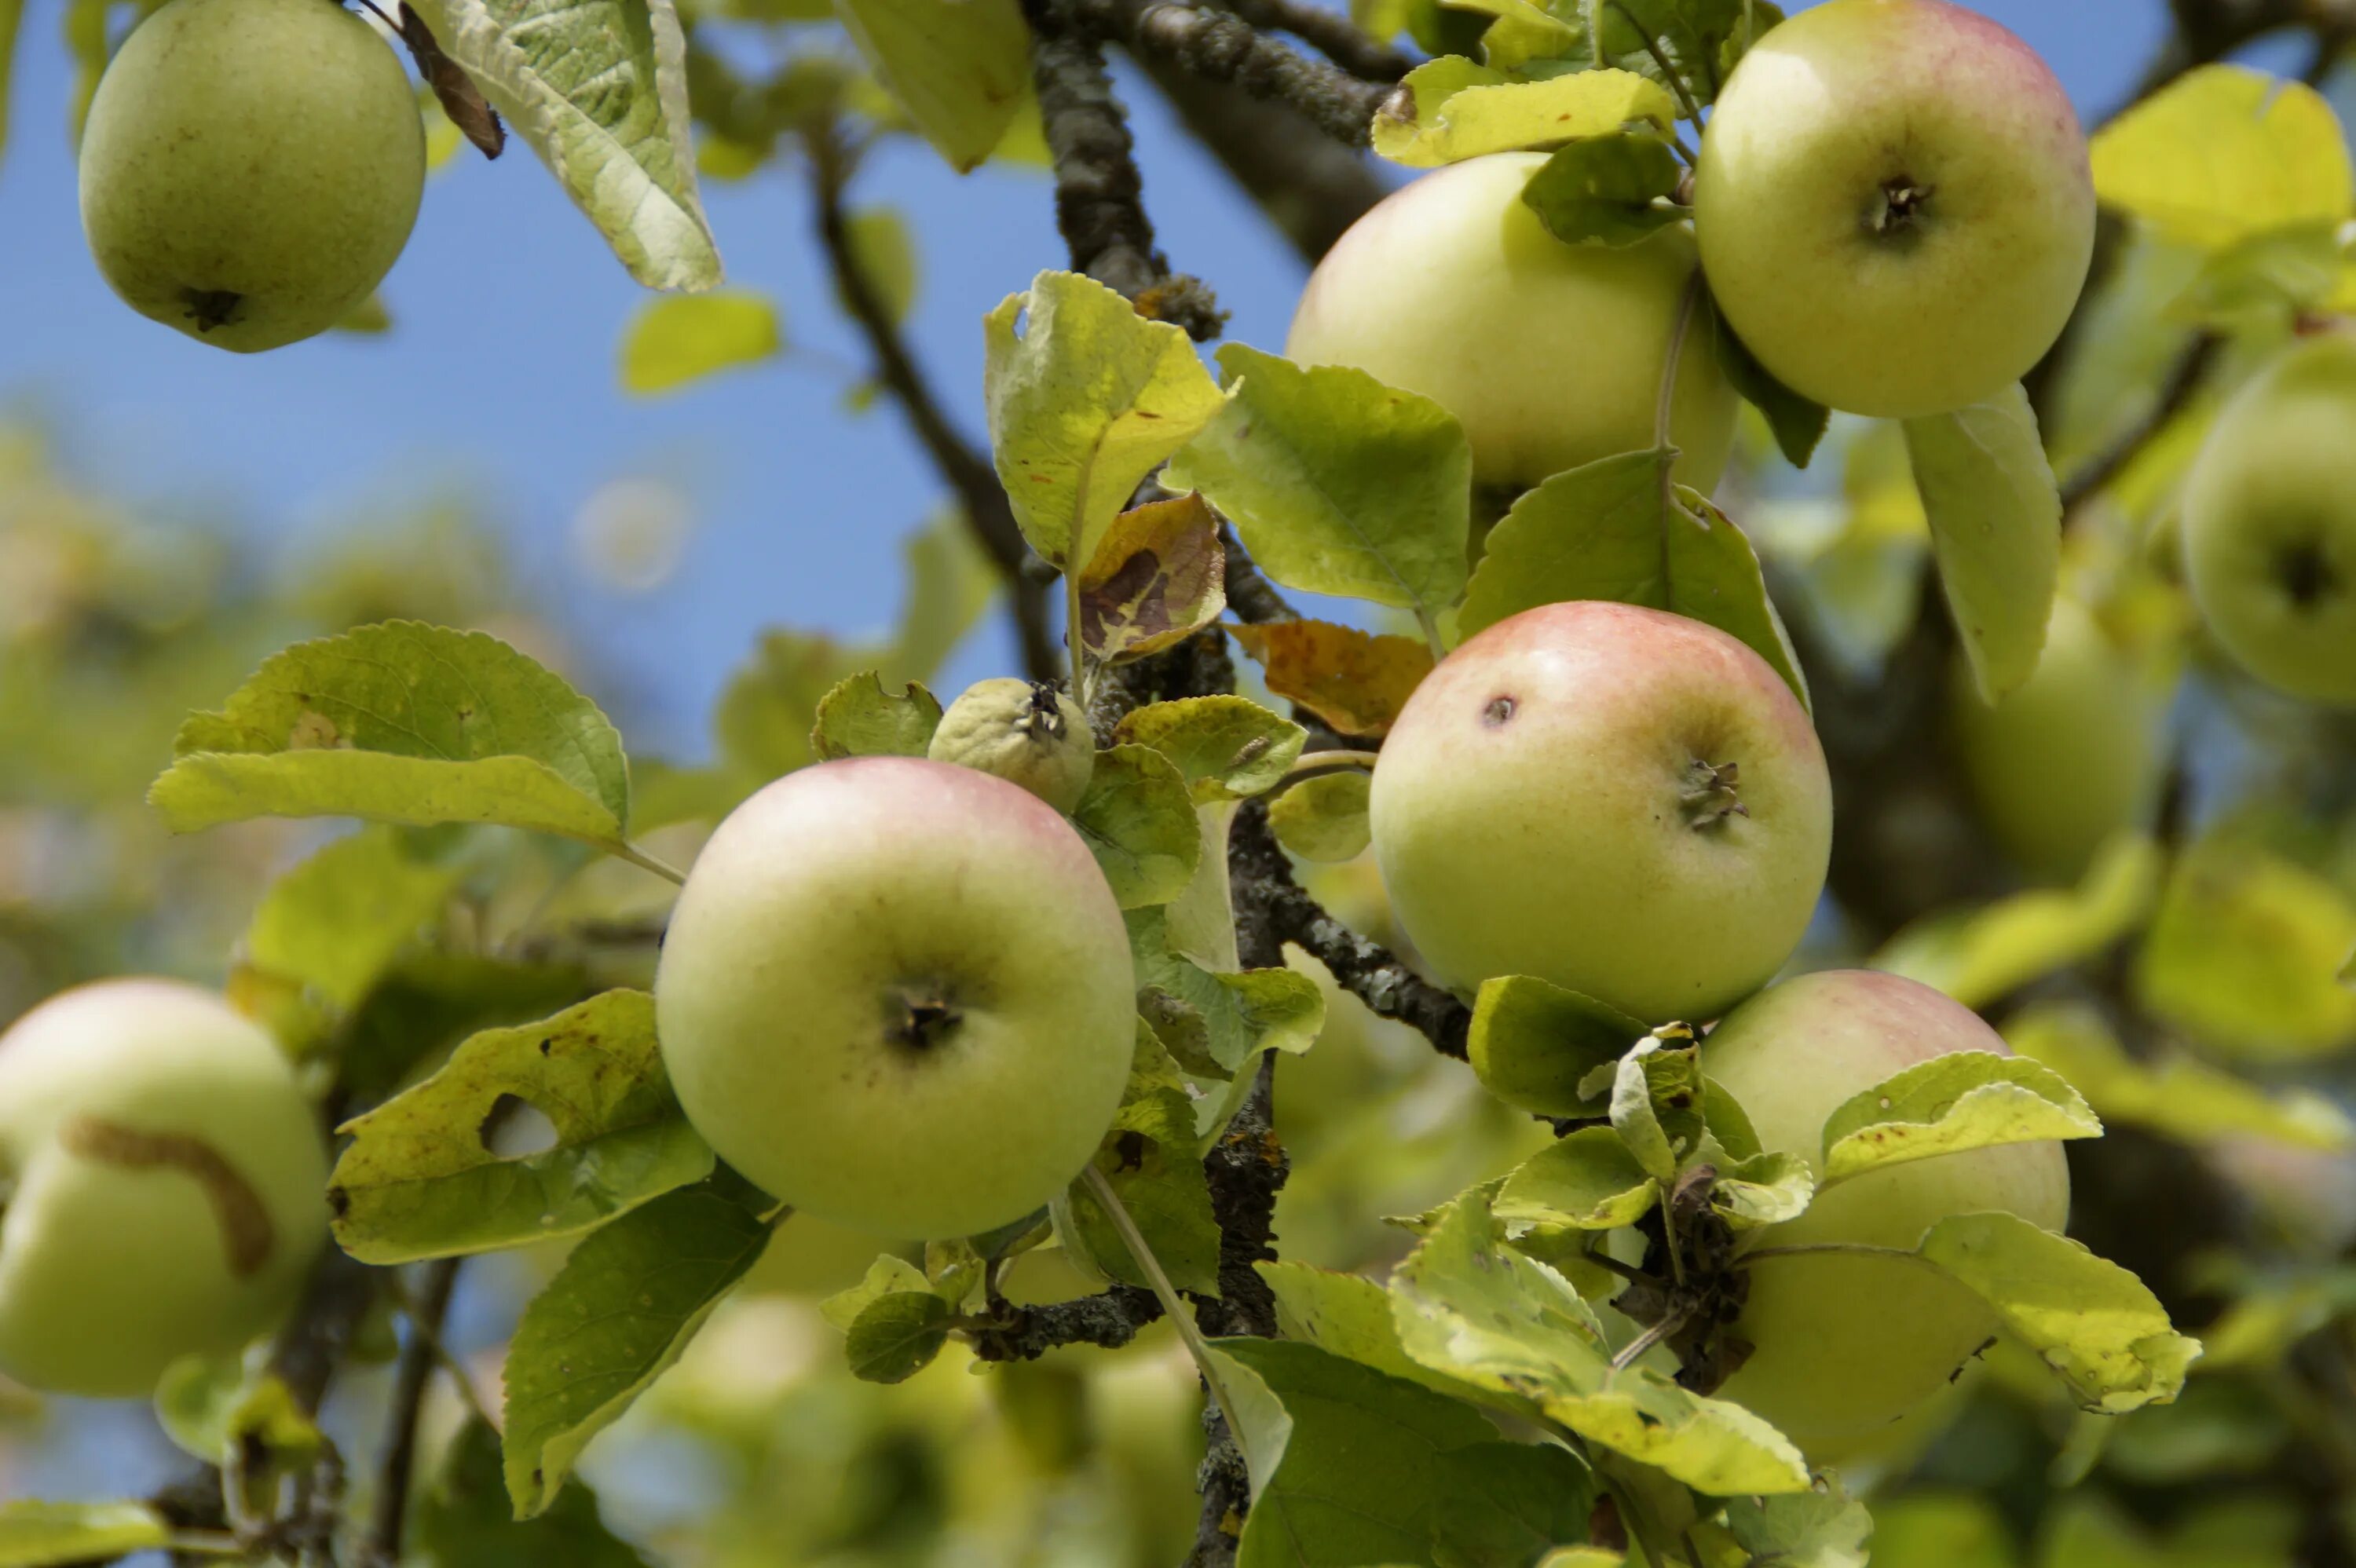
<box><xmin>927</xmin><ymin>678</ymin><xmax>1095</xmax><ymax>814</ymax></box>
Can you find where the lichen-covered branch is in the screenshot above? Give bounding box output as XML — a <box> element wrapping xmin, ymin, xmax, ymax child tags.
<box><xmin>1069</xmin><ymin>0</ymin><xmax>1394</xmax><ymax>147</ymax></box>
<box><xmin>968</xmin><ymin>1282</ymin><xmax>1164</xmax><ymax>1361</ymax></box>
<box><xmin>1142</xmin><ymin>62</ymin><xmax>1390</xmax><ymax>262</ymax></box>
<box><xmin>1216</xmin><ymin>0</ymin><xmax>1414</xmax><ymax>82</ymax></box>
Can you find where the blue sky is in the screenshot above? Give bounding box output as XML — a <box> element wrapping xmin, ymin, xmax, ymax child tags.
<box><xmin>0</xmin><ymin>0</ymin><xmax>2216</xmax><ymax>759</ymax></box>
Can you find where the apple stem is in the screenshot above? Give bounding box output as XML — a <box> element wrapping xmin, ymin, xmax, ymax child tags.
<box><xmin>1608</xmin><ymin>1309</ymin><xmax>1685</xmax><ymax>1373</ymax></box>
<box><xmin>1079</xmin><ymin>1162</ymin><xmax>1257</xmax><ymax>1476</ymax></box>
<box><xmin>610</xmin><ymin>840</ymin><xmax>689</xmax><ymax>886</ymax></box>
<box><xmin>1279</xmin><ymin>748</ymin><xmax>1380</xmax><ymax>781</ymax></box>
<box><xmin>1653</xmin><ymin>272</ymin><xmax>1703</xmax><ymax>524</ymax></box>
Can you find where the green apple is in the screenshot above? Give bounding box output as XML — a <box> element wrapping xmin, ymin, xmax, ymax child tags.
<box><xmin>2180</xmin><ymin>331</ymin><xmax>2356</xmax><ymax>707</ymax></box>
<box><xmin>79</xmin><ymin>0</ymin><xmax>426</xmax><ymax>353</ymax></box>
<box><xmin>0</xmin><ymin>979</ymin><xmax>327</xmax><ymax>1398</ymax></box>
<box><xmin>1705</xmin><ymin>969</ymin><xmax>2071</xmax><ymax>1460</ymax></box>
<box><xmin>1694</xmin><ymin>0</ymin><xmax>2094</xmax><ymax>417</ymax></box>
<box><xmin>1950</xmin><ymin>594</ymin><xmax>2175</xmax><ymax>882</ymax></box>
<box><xmin>1368</xmin><ymin>601</ymin><xmax>1831</xmax><ymax>1024</ymax></box>
<box><xmin>1286</xmin><ymin>152</ymin><xmax>1738</xmax><ymax>495</ymax></box>
<box><xmin>928</xmin><ymin>678</ymin><xmax>1095</xmax><ymax>814</ymax></box>
<box><xmin>654</xmin><ymin>756</ymin><xmax>1136</xmax><ymax>1239</ymax></box>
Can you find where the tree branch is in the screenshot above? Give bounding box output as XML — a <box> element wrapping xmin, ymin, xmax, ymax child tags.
<box><xmin>1068</xmin><ymin>0</ymin><xmax>1394</xmax><ymax>146</ymax></box>
<box><xmin>1215</xmin><ymin>0</ymin><xmax>1413</xmax><ymax>82</ymax></box>
<box><xmin>362</xmin><ymin>1259</ymin><xmax>463</xmax><ymax>1566</ymax></box>
<box><xmin>2058</xmin><ymin>333</ymin><xmax>2219</xmax><ymax>514</ymax></box>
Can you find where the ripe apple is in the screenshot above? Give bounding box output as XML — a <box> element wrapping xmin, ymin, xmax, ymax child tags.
<box><xmin>1693</xmin><ymin>0</ymin><xmax>2094</xmax><ymax>418</ymax></box>
<box><xmin>1285</xmin><ymin>152</ymin><xmax>1738</xmax><ymax>495</ymax></box>
<box><xmin>0</xmin><ymin>979</ymin><xmax>328</xmax><ymax>1398</ymax></box>
<box><xmin>1949</xmin><ymin>595</ymin><xmax>2175</xmax><ymax>882</ymax></box>
<box><xmin>928</xmin><ymin>678</ymin><xmax>1095</xmax><ymax>814</ymax></box>
<box><xmin>2180</xmin><ymin>331</ymin><xmax>2356</xmax><ymax>707</ymax></box>
<box><xmin>79</xmin><ymin>0</ymin><xmax>426</xmax><ymax>353</ymax></box>
<box><xmin>1704</xmin><ymin>969</ymin><xmax>2072</xmax><ymax>1460</ymax></box>
<box><xmin>1368</xmin><ymin>601</ymin><xmax>1831</xmax><ymax>1025</ymax></box>
<box><xmin>654</xmin><ymin>757</ymin><xmax>1136</xmax><ymax>1239</ymax></box>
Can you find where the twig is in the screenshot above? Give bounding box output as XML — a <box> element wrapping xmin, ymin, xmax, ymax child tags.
<box><xmin>1216</xmin><ymin>0</ymin><xmax>1413</xmax><ymax>81</ymax></box>
<box><xmin>364</xmin><ymin>1259</ymin><xmax>463</xmax><ymax>1566</ymax></box>
<box><xmin>1066</xmin><ymin>0</ymin><xmax>1394</xmax><ymax>146</ymax></box>
<box><xmin>2057</xmin><ymin>333</ymin><xmax>2219</xmax><ymax>514</ymax></box>
<box><xmin>804</xmin><ymin>123</ymin><xmax>1062</xmax><ymax>682</ymax></box>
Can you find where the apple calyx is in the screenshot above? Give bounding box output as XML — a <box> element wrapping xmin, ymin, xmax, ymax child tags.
<box><xmin>2281</xmin><ymin>539</ymin><xmax>2336</xmax><ymax>610</ymax></box>
<box><xmin>185</xmin><ymin>287</ymin><xmax>242</xmax><ymax>332</ymax></box>
<box><xmin>1014</xmin><ymin>682</ymin><xmax>1071</xmax><ymax>744</ymax></box>
<box><xmin>1679</xmin><ymin>759</ymin><xmax>1750</xmax><ymax>828</ymax></box>
<box><xmin>886</xmin><ymin>986</ymin><xmax>964</xmax><ymax>1052</ymax></box>
<box><xmin>1865</xmin><ymin>176</ymin><xmax>1935</xmax><ymax>239</ymax></box>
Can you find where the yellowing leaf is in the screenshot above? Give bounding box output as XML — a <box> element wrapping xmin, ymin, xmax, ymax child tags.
<box><xmin>2136</xmin><ymin>839</ymin><xmax>2356</xmax><ymax>1060</ymax></box>
<box><xmin>618</xmin><ymin>291</ymin><xmax>782</xmax><ymax>395</ymax></box>
<box><xmin>1819</xmin><ymin>1051</ymin><xmax>2102</xmax><ymax>1186</ymax></box>
<box><xmin>1077</xmin><ymin>492</ymin><xmax>1228</xmax><ymax>665</ymax></box>
<box><xmin>1228</xmin><ymin>620</ymin><xmax>1434</xmax><ymax>739</ymax></box>
<box><xmin>1372</xmin><ymin>58</ymin><xmax>1676</xmax><ymax>167</ymax></box>
<box><xmin>2091</xmin><ymin>65</ymin><xmax>2353</xmax><ymax>250</ymax></box>
<box><xmin>835</xmin><ymin>0</ymin><xmax>1030</xmax><ymax>173</ymax></box>
<box><xmin>842</xmin><ymin>206</ymin><xmax>919</xmax><ymax>323</ymax></box>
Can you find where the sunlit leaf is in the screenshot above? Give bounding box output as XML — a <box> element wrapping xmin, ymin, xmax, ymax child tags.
<box><xmin>1903</xmin><ymin>385</ymin><xmax>2061</xmax><ymax>702</ymax></box>
<box><xmin>835</xmin><ymin>0</ymin><xmax>1030</xmax><ymax>173</ymax></box>
<box><xmin>618</xmin><ymin>291</ymin><xmax>781</xmax><ymax>395</ymax></box>
<box><xmin>1076</xmin><ymin>492</ymin><xmax>1227</xmax><ymax>666</ymax></box>
<box><xmin>1371</xmin><ymin>59</ymin><xmax>1676</xmax><ymax>166</ymax></box>
<box><xmin>1227</xmin><ymin>620</ymin><xmax>1434</xmax><ymax>738</ymax></box>
<box><xmin>1268</xmin><ymin>770</ymin><xmax>1371</xmax><ymax>862</ymax></box>
<box><xmin>1114</xmin><ymin>696</ymin><xmax>1304</xmax><ymax>803</ymax></box>
<box><xmin>808</xmin><ymin>672</ymin><xmax>941</xmax><ymax>761</ymax></box>
<box><xmin>1871</xmin><ymin>834</ymin><xmax>2162</xmax><ymax>1009</ymax></box>
<box><xmin>0</xmin><ymin>1502</ymin><xmax>170</xmax><ymax>1567</ymax></box>
<box><xmin>1819</xmin><ymin>1051</ymin><xmax>2101</xmax><ymax>1186</ymax></box>
<box><xmin>2091</xmin><ymin>65</ymin><xmax>2352</xmax><ymax>250</ymax></box>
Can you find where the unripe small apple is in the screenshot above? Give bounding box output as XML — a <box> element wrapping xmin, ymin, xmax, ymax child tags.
<box><xmin>1695</xmin><ymin>0</ymin><xmax>2094</xmax><ymax>417</ymax></box>
<box><xmin>1949</xmin><ymin>595</ymin><xmax>2175</xmax><ymax>883</ymax></box>
<box><xmin>1706</xmin><ymin>970</ymin><xmax>2071</xmax><ymax>1460</ymax></box>
<box><xmin>1286</xmin><ymin>152</ymin><xmax>1738</xmax><ymax>495</ymax></box>
<box><xmin>2180</xmin><ymin>331</ymin><xmax>2356</xmax><ymax>707</ymax></box>
<box><xmin>928</xmin><ymin>678</ymin><xmax>1094</xmax><ymax>814</ymax></box>
<box><xmin>79</xmin><ymin>0</ymin><xmax>427</xmax><ymax>353</ymax></box>
<box><xmin>1369</xmin><ymin>601</ymin><xmax>1831</xmax><ymax>1025</ymax></box>
<box><xmin>0</xmin><ymin>979</ymin><xmax>328</xmax><ymax>1398</ymax></box>
<box><xmin>654</xmin><ymin>757</ymin><xmax>1136</xmax><ymax>1239</ymax></box>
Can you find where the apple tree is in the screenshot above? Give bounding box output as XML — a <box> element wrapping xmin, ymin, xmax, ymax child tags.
<box><xmin>0</xmin><ymin>0</ymin><xmax>2352</xmax><ymax>1563</ymax></box>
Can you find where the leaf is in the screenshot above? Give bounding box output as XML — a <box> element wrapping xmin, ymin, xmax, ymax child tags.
<box><xmin>1259</xmin><ymin>1260</ymin><xmax>1488</xmax><ymax>1402</ymax></box>
<box><xmin>1227</xmin><ymin>620</ymin><xmax>1434</xmax><ymax>738</ymax></box>
<box><xmin>892</xmin><ymin>510</ymin><xmax>1000</xmax><ymax>681</ymax></box>
<box><xmin>834</xmin><ymin>0</ymin><xmax>1030</xmax><ymax>173</ymax></box>
<box><xmin>843</xmin><ymin>1290</ymin><xmax>956</xmax><ymax>1383</ymax></box>
<box><xmin>1710</xmin><ymin>1150</ymin><xmax>1814</xmax><ymax>1230</ymax></box>
<box><xmin>1714</xmin><ymin>313</ymin><xmax>1828</xmax><ymax>469</ymax></box>
<box><xmin>1903</xmin><ymin>386</ymin><xmax>2062</xmax><ymax>703</ymax></box>
<box><xmin>1610</xmin><ymin>1036</ymin><xmax>1707</xmax><ymax>1182</ymax></box>
<box><xmin>1077</xmin><ymin>492</ymin><xmax>1228</xmax><ymax>665</ymax></box>
<box><xmin>712</xmin><ymin>628</ymin><xmax>862</xmax><ymax>782</ymax></box>
<box><xmin>397</xmin><ymin>4</ymin><xmax>507</xmax><ymax>159</ymax></box>
<box><xmin>501</xmin><ymin>1169</ymin><xmax>775</xmax><ymax>1516</ymax></box>
<box><xmin>2090</xmin><ymin>65</ymin><xmax>2352</xmax><ymax>250</ymax></box>
<box><xmin>401</xmin><ymin>0</ymin><xmax>719</xmax><ymax>290</ymax></box>
<box><xmin>414</xmin><ymin>1419</ymin><xmax>648</xmax><ymax>1566</ymax></box>
<box><xmin>1166</xmin><ymin>347</ymin><xmax>1469</xmax><ymax>628</ymax></box>
<box><xmin>1370</xmin><ymin>60</ymin><xmax>1677</xmax><ymax>167</ymax></box>
<box><xmin>1819</xmin><ymin>1051</ymin><xmax>2101</xmax><ymax>1186</ymax></box>
<box><xmin>2135</xmin><ymin>839</ymin><xmax>2356</xmax><ymax>1060</ymax></box>
<box><xmin>809</xmin><ymin>672</ymin><xmax>942</xmax><ymax>760</ymax></box>
<box><xmin>1466</xmin><ymin>974</ymin><xmax>1647</xmax><ymax>1118</ymax></box>
<box><xmin>1716</xmin><ymin>1479</ymin><xmax>1871</xmax><ymax>1568</ymax></box>
<box><xmin>1068</xmin><ymin>743</ymin><xmax>1200</xmax><ymax>908</ymax></box>
<box><xmin>819</xmin><ymin>1254</ymin><xmax>933</xmax><ymax>1330</ymax></box>
<box><xmin>1519</xmin><ymin>133</ymin><xmax>1683</xmax><ymax>247</ymax></box>
<box><xmin>1115</xmin><ymin>696</ymin><xmax>1306</xmax><ymax>802</ymax></box>
<box><xmin>1455</xmin><ymin>453</ymin><xmax>1808</xmax><ymax>707</ymax></box>
<box><xmin>1871</xmin><ymin>834</ymin><xmax>2164</xmax><ymax>1011</ymax></box>
<box><xmin>243</xmin><ymin>828</ymin><xmax>466</xmax><ymax>1013</ymax></box>
<box><xmin>0</xmin><ymin>1503</ymin><xmax>170</xmax><ymax>1567</ymax></box>
<box><xmin>1469</xmin><ymin>0</ymin><xmax>1782</xmax><ymax>97</ymax></box>
<box><xmin>153</xmin><ymin>1360</ymin><xmax>320</xmax><ymax>1489</ymax></box>
<box><xmin>338</xmin><ymin>951</ymin><xmax>591</xmax><ymax>1108</ymax></box>
<box><xmin>841</xmin><ymin>207</ymin><xmax>919</xmax><ymax>323</ymax></box>
<box><xmin>329</xmin><ymin>991</ymin><xmax>715</xmax><ymax>1263</ymax></box>
<box><xmin>1058</xmin><ymin>1025</ymin><xmax>1222</xmax><ymax>1294</ymax></box>
<box><xmin>1496</xmin><ymin>1126</ymin><xmax>1659</xmax><ymax>1231</ymax></box>
<box><xmin>1916</xmin><ymin>1211</ymin><xmax>2199</xmax><ymax>1413</ymax></box>
<box><xmin>984</xmin><ymin>270</ymin><xmax>1225</xmax><ymax>572</ymax></box>
<box><xmin>617</xmin><ymin>291</ymin><xmax>781</xmax><ymax>395</ymax></box>
<box><xmin>1130</xmin><ymin>908</ymin><xmax>1327</xmax><ymax>1080</ymax></box>
<box><xmin>2007</xmin><ymin>1000</ymin><xmax>2356</xmax><ymax>1153</ymax></box>
<box><xmin>151</xmin><ymin>623</ymin><xmax>635</xmax><ymax>852</ymax></box>
<box><xmin>1268</xmin><ymin>770</ymin><xmax>1372</xmax><ymax>862</ymax></box>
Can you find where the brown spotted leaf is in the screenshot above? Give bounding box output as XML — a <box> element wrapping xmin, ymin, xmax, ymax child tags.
<box><xmin>1077</xmin><ymin>492</ymin><xmax>1227</xmax><ymax>666</ymax></box>
<box><xmin>1229</xmin><ymin>620</ymin><xmax>1435</xmax><ymax>739</ymax></box>
<box><xmin>400</xmin><ymin>3</ymin><xmax>506</xmax><ymax>158</ymax></box>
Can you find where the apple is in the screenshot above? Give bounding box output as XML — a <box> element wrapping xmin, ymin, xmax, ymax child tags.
<box><xmin>928</xmin><ymin>678</ymin><xmax>1095</xmax><ymax>814</ymax></box>
<box><xmin>2180</xmin><ymin>331</ymin><xmax>2356</xmax><ymax>707</ymax></box>
<box><xmin>1704</xmin><ymin>969</ymin><xmax>2072</xmax><ymax>1460</ymax></box>
<box><xmin>1693</xmin><ymin>0</ymin><xmax>2094</xmax><ymax>418</ymax></box>
<box><xmin>1285</xmin><ymin>152</ymin><xmax>1738</xmax><ymax>495</ymax></box>
<box><xmin>653</xmin><ymin>757</ymin><xmax>1136</xmax><ymax>1239</ymax></box>
<box><xmin>1949</xmin><ymin>594</ymin><xmax>2175</xmax><ymax>882</ymax></box>
<box><xmin>79</xmin><ymin>0</ymin><xmax>426</xmax><ymax>353</ymax></box>
<box><xmin>1368</xmin><ymin>601</ymin><xmax>1831</xmax><ymax>1025</ymax></box>
<box><xmin>0</xmin><ymin>979</ymin><xmax>328</xmax><ymax>1398</ymax></box>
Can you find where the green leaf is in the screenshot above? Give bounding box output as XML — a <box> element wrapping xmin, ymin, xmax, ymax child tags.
<box><xmin>154</xmin><ymin>1360</ymin><xmax>320</xmax><ymax>1486</ymax></box>
<box><xmin>841</xmin><ymin>206</ymin><xmax>919</xmax><ymax>323</ymax></box>
<box><xmin>809</xmin><ymin>672</ymin><xmax>942</xmax><ymax>760</ymax></box>
<box><xmin>1902</xmin><ymin>385</ymin><xmax>2062</xmax><ymax>703</ymax></box>
<box><xmin>819</xmin><ymin>1253</ymin><xmax>933</xmax><ymax>1330</ymax></box>
<box><xmin>834</xmin><ymin>0</ymin><xmax>1030</xmax><ymax>173</ymax></box>
<box><xmin>1167</xmin><ymin>347</ymin><xmax>1470</xmax><ymax>629</ymax></box>
<box><xmin>1071</xmin><ymin>743</ymin><xmax>1201</xmax><ymax>908</ymax></box>
<box><xmin>1260</xmin><ymin>1260</ymin><xmax>1494</xmax><ymax>1402</ymax></box>
<box><xmin>1467</xmin><ymin>0</ymin><xmax>1782</xmax><ymax>100</ymax></box>
<box><xmin>338</xmin><ymin>951</ymin><xmax>591</xmax><ymax>1107</ymax></box>
<box><xmin>1819</xmin><ymin>1051</ymin><xmax>2101</xmax><ymax>1186</ymax></box>
<box><xmin>0</xmin><ymin>1503</ymin><xmax>170</xmax><ymax>1567</ymax></box>
<box><xmin>1388</xmin><ymin>1190</ymin><xmax>1810</xmax><ymax>1494</ymax></box>
<box><xmin>2135</xmin><ymin>839</ymin><xmax>2356</xmax><ymax>1060</ymax></box>
<box><xmin>1077</xmin><ymin>492</ymin><xmax>1229</xmax><ymax>666</ymax></box>
<box><xmin>415</xmin><ymin>1418</ymin><xmax>648</xmax><ymax>1566</ymax></box>
<box><xmin>1268</xmin><ymin>770</ymin><xmax>1372</xmax><ymax>862</ymax></box>
<box><xmin>1370</xmin><ymin>59</ymin><xmax>1676</xmax><ymax>167</ymax></box>
<box><xmin>502</xmin><ymin>1169</ymin><xmax>776</xmax><ymax>1516</ymax></box>
<box><xmin>617</xmin><ymin>291</ymin><xmax>782</xmax><ymax>395</ymax></box>
<box><xmin>984</xmin><ymin>270</ymin><xmax>1225</xmax><ymax>572</ymax></box>
<box><xmin>892</xmin><ymin>509</ymin><xmax>999</xmax><ymax>681</ymax></box>
<box><xmin>1519</xmin><ymin>133</ymin><xmax>1683</xmax><ymax>246</ymax></box>
<box><xmin>1716</xmin><ymin>1478</ymin><xmax>1871</xmax><ymax>1568</ymax></box>
<box><xmin>1058</xmin><ymin>1025</ymin><xmax>1223</xmax><ymax>1294</ymax></box>
<box><xmin>1130</xmin><ymin>907</ymin><xmax>1327</xmax><ymax>1080</ymax></box>
<box><xmin>843</xmin><ymin>1290</ymin><xmax>956</xmax><ymax>1383</ymax></box>
<box><xmin>151</xmin><ymin>623</ymin><xmax>635</xmax><ymax>852</ymax></box>
<box><xmin>712</xmin><ymin>628</ymin><xmax>862</xmax><ymax>783</ymax></box>
<box><xmin>2007</xmin><ymin>1000</ymin><xmax>2355</xmax><ymax>1153</ymax></box>
<box><xmin>1916</xmin><ymin>1211</ymin><xmax>2200</xmax><ymax>1413</ymax></box>
<box><xmin>1455</xmin><ymin>452</ymin><xmax>1809</xmax><ymax>706</ymax></box>
<box><xmin>1611</xmin><ymin>1036</ymin><xmax>1707</xmax><ymax>1182</ymax></box>
<box><xmin>1468</xmin><ymin>974</ymin><xmax>1650</xmax><ymax>1118</ymax></box>
<box><xmin>243</xmin><ymin>827</ymin><xmax>466</xmax><ymax>1013</ymax></box>
<box><xmin>1114</xmin><ymin>696</ymin><xmax>1306</xmax><ymax>802</ymax></box>
<box><xmin>1871</xmin><ymin>834</ymin><xmax>2164</xmax><ymax>1011</ymax></box>
<box><xmin>1710</xmin><ymin>1150</ymin><xmax>1814</xmax><ymax>1230</ymax></box>
<box><xmin>403</xmin><ymin>0</ymin><xmax>719</xmax><ymax>290</ymax></box>
<box><xmin>1714</xmin><ymin>313</ymin><xmax>1828</xmax><ymax>469</ymax></box>
<box><xmin>2090</xmin><ymin>65</ymin><xmax>2352</xmax><ymax>251</ymax></box>
<box><xmin>1496</xmin><ymin>1126</ymin><xmax>1659</xmax><ymax>1231</ymax></box>
<box><xmin>329</xmin><ymin>991</ymin><xmax>715</xmax><ymax>1264</ymax></box>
